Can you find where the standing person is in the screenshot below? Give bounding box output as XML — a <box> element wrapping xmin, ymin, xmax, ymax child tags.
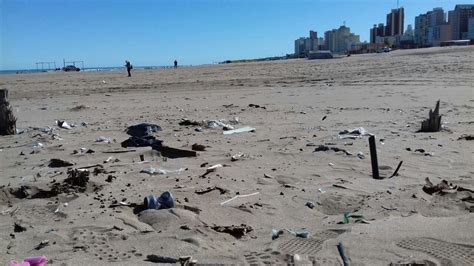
<box><xmin>125</xmin><ymin>60</ymin><xmax>133</xmax><ymax>77</ymax></box>
<box><xmin>174</xmin><ymin>60</ymin><xmax>178</xmax><ymax>69</ymax></box>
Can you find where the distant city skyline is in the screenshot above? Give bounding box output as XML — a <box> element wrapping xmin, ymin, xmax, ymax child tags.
<box><xmin>0</xmin><ymin>0</ymin><xmax>466</xmax><ymax>70</ymax></box>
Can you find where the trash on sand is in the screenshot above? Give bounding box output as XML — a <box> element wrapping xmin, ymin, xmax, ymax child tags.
<box><xmin>195</xmin><ymin>186</ymin><xmax>229</xmax><ymax>195</ymax></box>
<box><xmin>191</xmin><ymin>143</ymin><xmax>206</xmax><ymax>151</ymax></box>
<box><xmin>318</xmin><ymin>188</ymin><xmax>326</xmax><ymax>193</ymax></box>
<box><xmin>314</xmin><ymin>145</ymin><xmax>351</xmax><ymax>155</ymax></box>
<box><xmin>272</xmin><ymin>228</ymin><xmax>310</xmax><ymax>240</ymax></box>
<box><xmin>458</xmin><ymin>134</ymin><xmax>474</xmax><ymax>141</ymax></box>
<box><xmin>338</xmin><ymin>127</ymin><xmax>373</xmax><ymax>139</ymax></box>
<box><xmin>357</xmin><ymin>151</ymin><xmax>365</xmax><ymax>159</ymax></box>
<box><xmin>56</xmin><ymin>120</ymin><xmax>72</xmax><ymax>129</ymax></box>
<box><xmin>96</xmin><ymin>136</ymin><xmax>112</xmax><ymax>143</ymax></box>
<box><xmin>179</xmin><ymin>119</ymin><xmax>201</xmax><ymax>126</ymax></box>
<box><xmin>154</xmin><ymin>145</ymin><xmax>197</xmax><ymax>159</ymax></box>
<box><xmin>220</xmin><ymin>192</ymin><xmax>260</xmax><ymax>205</ymax></box>
<box><xmin>145</xmin><ymin>255</ymin><xmax>178</xmax><ymax>263</ymax></box>
<box><xmin>341</xmin><ymin>212</ymin><xmax>369</xmax><ymax>224</ymax></box>
<box><xmin>141</xmin><ymin>167</ymin><xmax>186</xmax><ymax>175</ymax></box>
<box><xmin>48</xmin><ymin>158</ymin><xmax>74</xmax><ymax>168</ymax></box>
<box><xmin>206</xmin><ymin>120</ymin><xmax>234</xmax><ymax>130</ymax></box>
<box><xmin>121</xmin><ymin>135</ymin><xmax>162</xmax><ymax>148</ymax></box>
<box><xmin>223</xmin><ymin>126</ymin><xmax>256</xmax><ymax>135</ymax></box>
<box><xmin>34</xmin><ymin>240</ymin><xmax>50</xmax><ymax>250</ymax></box>
<box><xmin>9</xmin><ymin>256</ymin><xmax>47</xmax><ymax>266</ymax></box>
<box><xmin>422</xmin><ymin>178</ymin><xmax>474</xmax><ymax>195</ymax></box>
<box><xmin>211</xmin><ymin>224</ymin><xmax>253</xmax><ymax>238</ymax></box>
<box><xmin>305</xmin><ymin>202</ymin><xmax>315</xmax><ymax>209</ymax></box>
<box><xmin>200</xmin><ymin>164</ymin><xmax>224</xmax><ymax>178</ymax></box>
<box><xmin>144</xmin><ymin>192</ymin><xmax>175</xmax><ymax>210</ymax></box>
<box><xmin>126</xmin><ymin>123</ymin><xmax>162</xmax><ymax>137</ymax></box>
<box><xmin>231</xmin><ymin>152</ymin><xmax>246</xmax><ymax>161</ymax></box>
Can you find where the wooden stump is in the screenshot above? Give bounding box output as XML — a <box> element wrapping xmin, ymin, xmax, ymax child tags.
<box><xmin>420</xmin><ymin>100</ymin><xmax>442</xmax><ymax>132</ymax></box>
<box><xmin>0</xmin><ymin>89</ymin><xmax>17</xmax><ymax>135</ymax></box>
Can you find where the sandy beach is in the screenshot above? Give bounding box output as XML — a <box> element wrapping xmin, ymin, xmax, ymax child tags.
<box><xmin>0</xmin><ymin>46</ymin><xmax>473</xmax><ymax>265</ymax></box>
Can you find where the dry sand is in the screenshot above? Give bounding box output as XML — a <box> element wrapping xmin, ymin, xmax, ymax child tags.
<box><xmin>0</xmin><ymin>46</ymin><xmax>473</xmax><ymax>265</ymax></box>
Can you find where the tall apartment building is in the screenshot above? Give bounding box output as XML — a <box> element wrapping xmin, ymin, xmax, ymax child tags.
<box><xmin>324</xmin><ymin>25</ymin><xmax>360</xmax><ymax>53</ymax></box>
<box><xmin>450</xmin><ymin>5</ymin><xmax>474</xmax><ymax>40</ymax></box>
<box><xmin>386</xmin><ymin>8</ymin><xmax>404</xmax><ymax>36</ymax></box>
<box><xmin>294</xmin><ymin>30</ymin><xmax>321</xmax><ymax>57</ymax></box>
<box><xmin>370</xmin><ymin>23</ymin><xmax>385</xmax><ymax>43</ymax></box>
<box><xmin>415</xmin><ymin>8</ymin><xmax>449</xmax><ymax>46</ymax></box>
<box><xmin>468</xmin><ymin>17</ymin><xmax>474</xmax><ymax>39</ymax></box>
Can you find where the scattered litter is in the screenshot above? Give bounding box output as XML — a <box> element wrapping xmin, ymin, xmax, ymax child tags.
<box><xmin>48</xmin><ymin>158</ymin><xmax>74</xmax><ymax>168</ymax></box>
<box><xmin>141</xmin><ymin>167</ymin><xmax>186</xmax><ymax>175</ymax></box>
<box><xmin>231</xmin><ymin>152</ymin><xmax>245</xmax><ymax>161</ymax></box>
<box><xmin>144</xmin><ymin>192</ymin><xmax>175</xmax><ymax>209</ymax></box>
<box><xmin>422</xmin><ymin>178</ymin><xmax>474</xmax><ymax>195</ymax></box>
<box><xmin>220</xmin><ymin>192</ymin><xmax>260</xmax><ymax>205</ymax></box>
<box><xmin>69</xmin><ymin>105</ymin><xmax>89</xmax><ymax>111</ymax></box>
<box><xmin>33</xmin><ymin>240</ymin><xmax>50</xmax><ymax>250</ymax></box>
<box><xmin>211</xmin><ymin>224</ymin><xmax>253</xmax><ymax>238</ymax></box>
<box><xmin>272</xmin><ymin>228</ymin><xmax>310</xmax><ymax>240</ymax></box>
<box><xmin>195</xmin><ymin>186</ymin><xmax>229</xmax><ymax>195</ymax></box>
<box><xmin>314</xmin><ymin>145</ymin><xmax>351</xmax><ymax>155</ymax></box>
<box><xmin>191</xmin><ymin>143</ymin><xmax>206</xmax><ymax>151</ymax></box>
<box><xmin>318</xmin><ymin>188</ymin><xmax>326</xmax><ymax>193</ymax></box>
<box><xmin>201</xmin><ymin>164</ymin><xmax>223</xmax><ymax>177</ymax></box>
<box><xmin>264</xmin><ymin>173</ymin><xmax>274</xmax><ymax>179</ymax></box>
<box><xmin>223</xmin><ymin>126</ymin><xmax>255</xmax><ymax>135</ymax></box>
<box><xmin>121</xmin><ymin>135</ymin><xmax>162</xmax><ymax>148</ymax></box>
<box><xmin>9</xmin><ymin>256</ymin><xmax>47</xmax><ymax>266</ymax></box>
<box><xmin>103</xmin><ymin>156</ymin><xmax>120</xmax><ymax>163</ymax></box>
<box><xmin>357</xmin><ymin>152</ymin><xmax>365</xmax><ymax>159</ymax></box>
<box><xmin>154</xmin><ymin>145</ymin><xmax>197</xmax><ymax>159</ymax></box>
<box><xmin>145</xmin><ymin>255</ymin><xmax>178</xmax><ymax>263</ymax></box>
<box><xmin>206</xmin><ymin>119</ymin><xmax>234</xmax><ymax>130</ymax></box>
<box><xmin>56</xmin><ymin>120</ymin><xmax>72</xmax><ymax>129</ymax></box>
<box><xmin>340</xmin><ymin>212</ymin><xmax>369</xmax><ymax>224</ymax></box>
<box><xmin>458</xmin><ymin>134</ymin><xmax>474</xmax><ymax>141</ymax></box>
<box><xmin>14</xmin><ymin>223</ymin><xmax>27</xmax><ymax>233</ymax></box>
<box><xmin>126</xmin><ymin>123</ymin><xmax>161</xmax><ymax>137</ymax></box>
<box><xmin>338</xmin><ymin>127</ymin><xmax>373</xmax><ymax>139</ymax></box>
<box><xmin>305</xmin><ymin>202</ymin><xmax>315</xmax><ymax>209</ymax></box>
<box><xmin>248</xmin><ymin>103</ymin><xmax>266</xmax><ymax>109</ymax></box>
<box><xmin>179</xmin><ymin>119</ymin><xmax>201</xmax><ymax>126</ymax></box>
<box><xmin>96</xmin><ymin>136</ymin><xmax>112</xmax><ymax>143</ymax></box>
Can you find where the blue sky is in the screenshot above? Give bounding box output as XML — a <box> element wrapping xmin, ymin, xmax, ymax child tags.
<box><xmin>0</xmin><ymin>0</ymin><xmax>464</xmax><ymax>70</ymax></box>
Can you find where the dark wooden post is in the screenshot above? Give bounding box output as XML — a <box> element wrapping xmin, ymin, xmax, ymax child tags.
<box><xmin>369</xmin><ymin>136</ymin><xmax>380</xmax><ymax>179</ymax></box>
<box><xmin>0</xmin><ymin>89</ymin><xmax>17</xmax><ymax>135</ymax></box>
<box><xmin>420</xmin><ymin>100</ymin><xmax>442</xmax><ymax>132</ymax></box>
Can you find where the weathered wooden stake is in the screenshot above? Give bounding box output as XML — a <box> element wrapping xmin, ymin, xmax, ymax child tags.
<box><xmin>0</xmin><ymin>89</ymin><xmax>17</xmax><ymax>135</ymax></box>
<box><xmin>369</xmin><ymin>135</ymin><xmax>380</xmax><ymax>179</ymax></box>
<box><xmin>420</xmin><ymin>100</ymin><xmax>442</xmax><ymax>132</ymax></box>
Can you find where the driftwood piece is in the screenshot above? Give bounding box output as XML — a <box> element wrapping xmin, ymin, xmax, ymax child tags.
<box><xmin>0</xmin><ymin>89</ymin><xmax>17</xmax><ymax>135</ymax></box>
<box><xmin>420</xmin><ymin>100</ymin><xmax>442</xmax><ymax>132</ymax></box>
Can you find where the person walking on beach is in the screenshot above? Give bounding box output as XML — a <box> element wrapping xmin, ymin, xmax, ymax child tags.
<box><xmin>174</xmin><ymin>60</ymin><xmax>178</xmax><ymax>69</ymax></box>
<box><xmin>125</xmin><ymin>60</ymin><xmax>133</xmax><ymax>77</ymax></box>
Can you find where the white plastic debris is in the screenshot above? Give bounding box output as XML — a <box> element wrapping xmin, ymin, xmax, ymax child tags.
<box><xmin>205</xmin><ymin>119</ymin><xmax>234</xmax><ymax>130</ymax></box>
<box><xmin>357</xmin><ymin>152</ymin><xmax>365</xmax><ymax>159</ymax></box>
<box><xmin>207</xmin><ymin>164</ymin><xmax>223</xmax><ymax>171</ymax></box>
<box><xmin>56</xmin><ymin>120</ymin><xmax>72</xmax><ymax>129</ymax></box>
<box><xmin>223</xmin><ymin>126</ymin><xmax>256</xmax><ymax>135</ymax></box>
<box><xmin>96</xmin><ymin>136</ymin><xmax>112</xmax><ymax>143</ymax></box>
<box><xmin>141</xmin><ymin>167</ymin><xmax>186</xmax><ymax>175</ymax></box>
<box><xmin>338</xmin><ymin>127</ymin><xmax>373</xmax><ymax>139</ymax></box>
